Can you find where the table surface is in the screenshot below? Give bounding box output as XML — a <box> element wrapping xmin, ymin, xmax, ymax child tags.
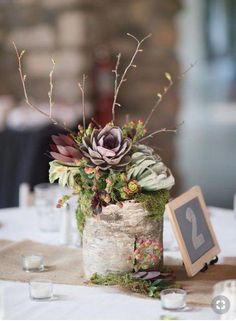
<box><xmin>0</xmin><ymin>206</ymin><xmax>235</xmax><ymax>320</ymax></box>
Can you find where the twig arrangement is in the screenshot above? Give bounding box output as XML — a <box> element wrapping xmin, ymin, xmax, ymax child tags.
<box><xmin>13</xmin><ymin>33</ymin><xmax>196</xmax><ymax>282</ymax></box>
<box><xmin>12</xmin><ymin>32</ymin><xmax>194</xmax><ymax>260</ymax></box>
<box><xmin>14</xmin><ymin>33</ymin><xmax>195</xmax><ymax>140</ymax></box>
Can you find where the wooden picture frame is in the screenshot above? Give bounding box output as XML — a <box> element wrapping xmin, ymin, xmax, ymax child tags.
<box><xmin>166</xmin><ymin>186</ymin><xmax>220</xmax><ymax>277</ymax></box>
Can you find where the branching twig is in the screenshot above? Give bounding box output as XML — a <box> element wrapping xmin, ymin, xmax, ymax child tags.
<box><xmin>78</xmin><ymin>74</ymin><xmax>86</xmax><ymax>129</ymax></box>
<box><xmin>138</xmin><ymin>121</ymin><xmax>184</xmax><ymax>143</ymax></box>
<box><xmin>144</xmin><ymin>61</ymin><xmax>197</xmax><ymax>128</ymax></box>
<box><xmin>13</xmin><ymin>42</ymin><xmax>73</xmax><ymax>133</ymax></box>
<box><xmin>111</xmin><ymin>33</ymin><xmax>151</xmax><ymax>123</ymax></box>
<box><xmin>138</xmin><ymin>128</ymin><xmax>177</xmax><ymax>143</ymax></box>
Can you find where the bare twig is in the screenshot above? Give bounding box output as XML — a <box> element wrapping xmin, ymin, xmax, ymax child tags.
<box><xmin>113</xmin><ymin>53</ymin><xmax>121</xmax><ymax>92</ymax></box>
<box><xmin>179</xmin><ymin>61</ymin><xmax>197</xmax><ymax>79</ymax></box>
<box><xmin>143</xmin><ymin>72</ymin><xmax>173</xmax><ymax>128</ymax></box>
<box><xmin>78</xmin><ymin>74</ymin><xmax>86</xmax><ymax>129</ymax></box>
<box><xmin>13</xmin><ymin>42</ymin><xmax>73</xmax><ymax>133</ymax></box>
<box><xmin>138</xmin><ymin>121</ymin><xmax>184</xmax><ymax>143</ymax></box>
<box><xmin>48</xmin><ymin>58</ymin><xmax>55</xmax><ymax>119</ymax></box>
<box><xmin>144</xmin><ymin>61</ymin><xmax>197</xmax><ymax>128</ymax></box>
<box><xmin>138</xmin><ymin>128</ymin><xmax>177</xmax><ymax>143</ymax></box>
<box><xmin>111</xmin><ymin>33</ymin><xmax>151</xmax><ymax>123</ymax></box>
<box><xmin>91</xmin><ymin>117</ymin><xmax>102</xmax><ymax>128</ymax></box>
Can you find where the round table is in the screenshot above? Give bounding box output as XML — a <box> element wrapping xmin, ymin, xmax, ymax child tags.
<box><xmin>0</xmin><ymin>206</ymin><xmax>235</xmax><ymax>320</ymax></box>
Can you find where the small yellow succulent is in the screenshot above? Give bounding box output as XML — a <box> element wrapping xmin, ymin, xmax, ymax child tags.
<box><xmin>128</xmin><ymin>180</ymin><xmax>139</xmax><ymax>194</ymax></box>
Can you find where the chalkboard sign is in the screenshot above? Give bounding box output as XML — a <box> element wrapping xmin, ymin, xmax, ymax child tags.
<box><xmin>166</xmin><ymin>186</ymin><xmax>220</xmax><ymax>277</ymax></box>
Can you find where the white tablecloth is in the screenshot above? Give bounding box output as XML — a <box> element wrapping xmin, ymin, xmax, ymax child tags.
<box><xmin>0</xmin><ymin>206</ymin><xmax>235</xmax><ymax>320</ymax></box>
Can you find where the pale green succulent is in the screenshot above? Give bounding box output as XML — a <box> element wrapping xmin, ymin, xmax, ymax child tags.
<box><xmin>127</xmin><ymin>145</ymin><xmax>175</xmax><ymax>191</ymax></box>
<box><xmin>49</xmin><ymin>161</ymin><xmax>78</xmax><ymax>187</ymax></box>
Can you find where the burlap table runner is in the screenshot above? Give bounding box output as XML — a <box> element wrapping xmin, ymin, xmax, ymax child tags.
<box><xmin>0</xmin><ymin>239</ymin><xmax>84</xmax><ymax>285</ymax></box>
<box><xmin>173</xmin><ymin>260</ymin><xmax>236</xmax><ymax>306</ymax></box>
<box><xmin>0</xmin><ymin>239</ymin><xmax>235</xmax><ymax>306</ymax></box>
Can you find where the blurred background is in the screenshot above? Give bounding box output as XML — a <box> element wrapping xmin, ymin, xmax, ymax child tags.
<box><xmin>0</xmin><ymin>0</ymin><xmax>235</xmax><ymax>209</ymax></box>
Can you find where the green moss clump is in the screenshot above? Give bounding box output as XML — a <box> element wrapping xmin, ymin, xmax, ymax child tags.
<box><xmin>90</xmin><ymin>272</ymin><xmax>179</xmax><ymax>299</ymax></box>
<box><xmin>76</xmin><ymin>189</ymin><xmax>169</xmax><ymax>233</ymax></box>
<box><xmin>134</xmin><ymin>189</ymin><xmax>170</xmax><ymax>220</ymax></box>
<box><xmin>76</xmin><ymin>193</ymin><xmax>92</xmax><ymax>234</ymax></box>
<box><xmin>90</xmin><ymin>272</ymin><xmax>150</xmax><ymax>295</ymax></box>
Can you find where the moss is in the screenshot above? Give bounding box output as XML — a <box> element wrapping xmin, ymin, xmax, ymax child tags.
<box><xmin>76</xmin><ymin>189</ymin><xmax>169</xmax><ymax>233</ymax></box>
<box><xmin>76</xmin><ymin>193</ymin><xmax>92</xmax><ymax>234</ymax></box>
<box><xmin>134</xmin><ymin>189</ymin><xmax>170</xmax><ymax>220</ymax></box>
<box><xmin>90</xmin><ymin>272</ymin><xmax>150</xmax><ymax>295</ymax></box>
<box><xmin>90</xmin><ymin>272</ymin><xmax>180</xmax><ymax>299</ymax></box>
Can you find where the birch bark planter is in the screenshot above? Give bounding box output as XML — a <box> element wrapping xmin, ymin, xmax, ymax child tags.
<box><xmin>82</xmin><ymin>200</ymin><xmax>163</xmax><ymax>279</ymax></box>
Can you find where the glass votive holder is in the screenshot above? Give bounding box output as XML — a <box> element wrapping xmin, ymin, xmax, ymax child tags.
<box><xmin>161</xmin><ymin>288</ymin><xmax>186</xmax><ymax>310</ymax></box>
<box><xmin>29</xmin><ymin>279</ymin><xmax>53</xmax><ymax>301</ymax></box>
<box><xmin>22</xmin><ymin>254</ymin><xmax>44</xmax><ymax>272</ymax></box>
<box><xmin>34</xmin><ymin>183</ymin><xmax>67</xmax><ymax>232</ymax></box>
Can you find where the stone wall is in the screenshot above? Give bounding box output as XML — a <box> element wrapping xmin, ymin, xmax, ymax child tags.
<box><xmin>0</xmin><ymin>0</ymin><xmax>182</xmax><ymax>192</ymax></box>
<box><xmin>0</xmin><ymin>0</ymin><xmax>90</xmax><ymax>103</ymax></box>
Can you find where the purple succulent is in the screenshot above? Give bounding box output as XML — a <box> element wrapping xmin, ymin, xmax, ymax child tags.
<box><xmin>131</xmin><ymin>270</ymin><xmax>174</xmax><ymax>282</ymax></box>
<box><xmin>50</xmin><ymin>134</ymin><xmax>81</xmax><ymax>164</ymax></box>
<box><xmin>80</xmin><ymin>125</ymin><xmax>132</xmax><ymax>170</ymax></box>
<box><xmin>91</xmin><ymin>192</ymin><xmax>103</xmax><ymax>215</ymax></box>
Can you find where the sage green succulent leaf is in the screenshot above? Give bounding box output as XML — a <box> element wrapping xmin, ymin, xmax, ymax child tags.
<box><xmin>128</xmin><ymin>145</ymin><xmax>175</xmax><ymax>191</ymax></box>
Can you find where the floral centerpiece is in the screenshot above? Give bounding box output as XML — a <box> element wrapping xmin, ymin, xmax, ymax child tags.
<box><xmin>13</xmin><ymin>34</ymin><xmax>190</xmax><ymax>294</ymax></box>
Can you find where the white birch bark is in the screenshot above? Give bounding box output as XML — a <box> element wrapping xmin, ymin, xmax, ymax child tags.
<box><xmin>83</xmin><ymin>200</ymin><xmax>163</xmax><ymax>279</ymax></box>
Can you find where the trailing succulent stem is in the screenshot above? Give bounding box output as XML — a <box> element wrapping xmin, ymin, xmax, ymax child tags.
<box><xmin>76</xmin><ymin>193</ymin><xmax>92</xmax><ymax>233</ymax></box>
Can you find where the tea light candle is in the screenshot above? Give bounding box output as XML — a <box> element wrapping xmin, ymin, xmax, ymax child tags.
<box><xmin>29</xmin><ymin>279</ymin><xmax>53</xmax><ymax>300</ymax></box>
<box><xmin>161</xmin><ymin>289</ymin><xmax>186</xmax><ymax>310</ymax></box>
<box><xmin>22</xmin><ymin>254</ymin><xmax>44</xmax><ymax>272</ymax></box>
